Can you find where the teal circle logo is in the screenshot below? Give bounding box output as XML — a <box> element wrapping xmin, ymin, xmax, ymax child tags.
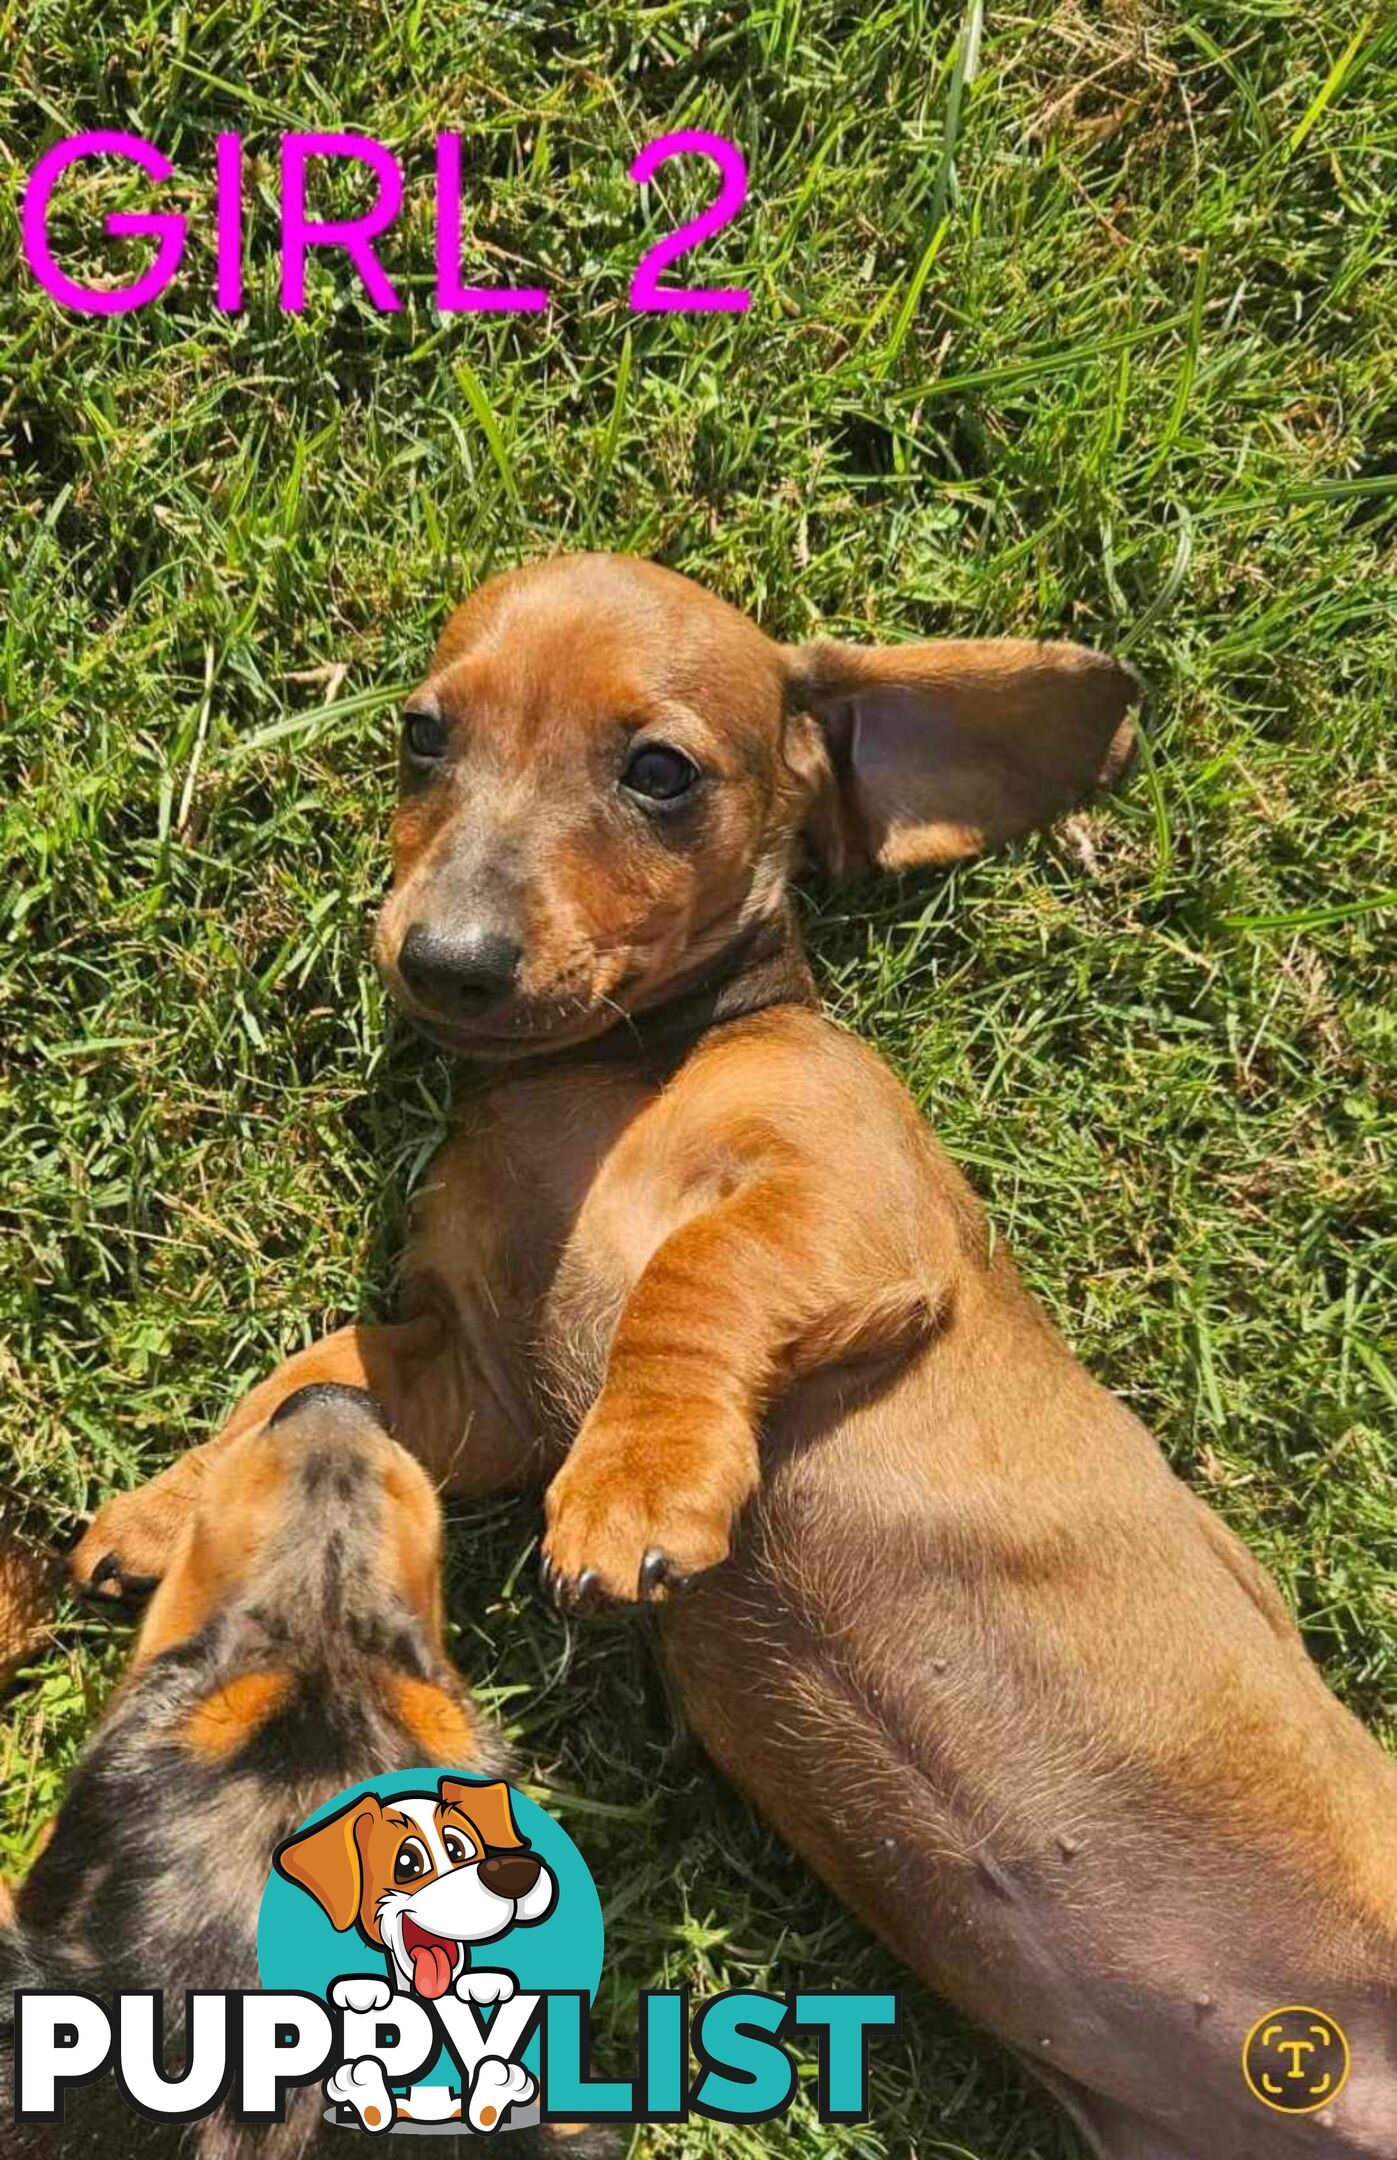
<box><xmin>257</xmin><ymin>1769</ymin><xmax>602</xmax><ymax>2131</ymax></box>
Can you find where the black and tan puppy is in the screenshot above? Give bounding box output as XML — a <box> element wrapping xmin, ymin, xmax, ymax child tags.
<box><xmin>1</xmin><ymin>1384</ymin><xmax>615</xmax><ymax>2158</ymax></box>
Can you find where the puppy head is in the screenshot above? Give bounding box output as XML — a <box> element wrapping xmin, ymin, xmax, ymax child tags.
<box><xmin>132</xmin><ymin>1384</ymin><xmax>447</xmax><ymax>1676</ymax></box>
<box><xmin>274</xmin><ymin>1777</ymin><xmax>555</xmax><ymax>1995</ymax></box>
<box><xmin>374</xmin><ymin>553</ymin><xmax>1140</xmax><ymax>1058</ymax></box>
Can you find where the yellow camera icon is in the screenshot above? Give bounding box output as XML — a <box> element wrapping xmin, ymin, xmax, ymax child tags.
<box><xmin>1242</xmin><ymin>2006</ymin><xmax>1350</xmax><ymax>2115</ymax></box>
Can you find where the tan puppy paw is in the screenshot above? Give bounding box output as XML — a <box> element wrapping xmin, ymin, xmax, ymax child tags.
<box><xmin>540</xmin><ymin>1410</ymin><xmax>746</xmax><ymax>1608</ymax></box>
<box><xmin>68</xmin><ymin>1471</ymin><xmax>202</xmax><ymax>1602</ymax></box>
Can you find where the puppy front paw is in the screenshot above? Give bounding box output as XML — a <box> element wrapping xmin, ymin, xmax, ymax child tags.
<box><xmin>469</xmin><ymin>2056</ymin><xmax>535</xmax><ymax>2131</ymax></box>
<box><xmin>541</xmin><ymin>1414</ymin><xmax>745</xmax><ymax>1609</ymax></box>
<box><xmin>331</xmin><ymin>1975</ymin><xmax>394</xmax><ymax>2015</ymax></box>
<box><xmin>455</xmin><ymin>1968</ymin><xmax>516</xmax><ymax>2006</ymax></box>
<box><xmin>326</xmin><ymin>2056</ymin><xmax>396</xmax><ymax>2133</ymax></box>
<box><xmin>68</xmin><ymin>1490</ymin><xmax>174</xmax><ymax>1603</ymax></box>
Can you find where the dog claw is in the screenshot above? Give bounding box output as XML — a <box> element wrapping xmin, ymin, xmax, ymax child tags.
<box><xmin>553</xmin><ymin>1565</ymin><xmax>600</xmax><ymax>1614</ymax></box>
<box><xmin>640</xmin><ymin>1548</ymin><xmax>698</xmax><ymax>1601</ymax></box>
<box><xmin>542</xmin><ymin>1547</ymin><xmax>698</xmax><ymax>1610</ymax></box>
<box><xmin>80</xmin><ymin>1552</ymin><xmax>158</xmax><ymax>1606</ymax></box>
<box><xmin>540</xmin><ymin>1553</ymin><xmax>581</xmax><ymax>1613</ymax></box>
<box><xmin>539</xmin><ymin>1555</ymin><xmax>608</xmax><ymax>1614</ymax></box>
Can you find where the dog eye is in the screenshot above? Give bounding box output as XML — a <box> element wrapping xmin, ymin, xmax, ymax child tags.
<box><xmin>393</xmin><ymin>1837</ymin><xmax>431</xmax><ymax>1883</ymax></box>
<box><xmin>442</xmin><ymin>1830</ymin><xmax>471</xmax><ymax>1865</ymax></box>
<box><xmin>621</xmin><ymin>742</ymin><xmax>700</xmax><ymax>804</ymax></box>
<box><xmin>403</xmin><ymin>707</ymin><xmax>449</xmax><ymax>762</ymax></box>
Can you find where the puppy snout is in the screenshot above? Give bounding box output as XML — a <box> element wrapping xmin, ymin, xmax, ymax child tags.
<box><xmin>399</xmin><ymin>921</ymin><xmax>522</xmax><ymax>1013</ymax></box>
<box><xmin>478</xmin><ymin>1850</ymin><xmax>542</xmax><ymax>1899</ymax></box>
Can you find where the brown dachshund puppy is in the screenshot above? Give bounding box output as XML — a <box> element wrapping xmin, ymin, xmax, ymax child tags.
<box><xmin>5</xmin><ymin>1383</ymin><xmax>614</xmax><ymax>2159</ymax></box>
<box><xmin>72</xmin><ymin>557</ymin><xmax>1397</xmax><ymax>2158</ymax></box>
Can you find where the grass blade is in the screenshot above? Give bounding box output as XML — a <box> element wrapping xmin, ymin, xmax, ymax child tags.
<box><xmin>454</xmin><ymin>359</ymin><xmax>521</xmax><ymax>510</ymax></box>
<box><xmin>929</xmin><ymin>0</ymin><xmax>985</xmax><ymax>232</ymax></box>
<box><xmin>1289</xmin><ymin>14</ymin><xmax>1378</xmax><ymax>152</ymax></box>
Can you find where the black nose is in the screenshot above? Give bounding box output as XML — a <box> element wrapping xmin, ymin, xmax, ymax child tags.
<box><xmin>478</xmin><ymin>1850</ymin><xmax>542</xmax><ymax>1900</ymax></box>
<box><xmin>268</xmin><ymin>1383</ymin><xmax>390</xmax><ymax>1432</ymax></box>
<box><xmin>398</xmin><ymin>922</ymin><xmax>522</xmax><ymax>1012</ymax></box>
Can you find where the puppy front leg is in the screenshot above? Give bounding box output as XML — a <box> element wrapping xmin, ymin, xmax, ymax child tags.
<box><xmin>542</xmin><ymin>1166</ymin><xmax>935</xmax><ymax>1604</ymax></box>
<box><xmin>71</xmin><ymin>1296</ymin><xmax>511</xmax><ymax>1607</ymax></box>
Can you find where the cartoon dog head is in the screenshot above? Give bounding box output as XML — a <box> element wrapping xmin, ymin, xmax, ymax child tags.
<box><xmin>274</xmin><ymin>1778</ymin><xmax>556</xmax><ymax>1999</ymax></box>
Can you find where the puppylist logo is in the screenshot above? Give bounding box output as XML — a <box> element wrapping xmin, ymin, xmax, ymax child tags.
<box><xmin>14</xmin><ymin>1770</ymin><xmax>899</xmax><ymax>2136</ymax></box>
<box><xmin>269</xmin><ymin>1774</ymin><xmax>565</xmax><ymax>2132</ymax></box>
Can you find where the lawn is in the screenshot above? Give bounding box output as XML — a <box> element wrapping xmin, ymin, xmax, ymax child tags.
<box><xmin>2</xmin><ymin>1</ymin><xmax>1395</xmax><ymax>2153</ymax></box>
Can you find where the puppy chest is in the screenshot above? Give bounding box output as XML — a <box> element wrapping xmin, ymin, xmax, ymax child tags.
<box><xmin>532</xmin><ymin>1248</ymin><xmax>628</xmax><ymax>1433</ymax></box>
<box><xmin>529</xmin><ymin>1142</ymin><xmax>707</xmax><ymax>1428</ymax></box>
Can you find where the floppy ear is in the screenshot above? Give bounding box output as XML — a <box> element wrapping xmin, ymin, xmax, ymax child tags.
<box><xmin>439</xmin><ymin>1777</ymin><xmax>524</xmax><ymax>1851</ymax></box>
<box><xmin>274</xmin><ymin>1794</ymin><xmax>380</xmax><ymax>1930</ymax></box>
<box><xmin>784</xmin><ymin>635</ymin><xmax>1141</xmax><ymax>873</ymax></box>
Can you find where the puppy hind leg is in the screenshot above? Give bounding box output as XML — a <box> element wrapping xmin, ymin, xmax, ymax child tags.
<box><xmin>325</xmin><ymin>2056</ymin><xmax>397</xmax><ymax>2134</ymax></box>
<box><xmin>1023</xmin><ymin>2057</ymin><xmax>1375</xmax><ymax>2160</ymax></box>
<box><xmin>468</xmin><ymin>2056</ymin><xmax>536</xmax><ymax>2132</ymax></box>
<box><xmin>1027</xmin><ymin>2064</ymin><xmax>1200</xmax><ymax>2160</ymax></box>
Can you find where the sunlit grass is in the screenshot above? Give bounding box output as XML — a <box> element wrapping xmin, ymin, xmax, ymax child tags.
<box><xmin>2</xmin><ymin>4</ymin><xmax>1395</xmax><ymax>2153</ymax></box>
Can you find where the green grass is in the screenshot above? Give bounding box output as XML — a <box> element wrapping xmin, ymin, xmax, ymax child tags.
<box><xmin>3</xmin><ymin>1</ymin><xmax>1396</xmax><ymax>2152</ymax></box>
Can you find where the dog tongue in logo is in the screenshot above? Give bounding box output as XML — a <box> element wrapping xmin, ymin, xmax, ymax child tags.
<box><xmin>404</xmin><ymin>1918</ymin><xmax>456</xmax><ymax>1999</ymax></box>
